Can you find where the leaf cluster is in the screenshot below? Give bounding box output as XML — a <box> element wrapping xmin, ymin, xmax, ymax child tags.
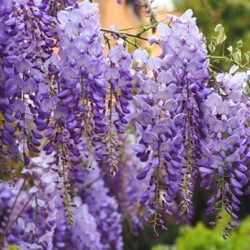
<box><xmin>208</xmin><ymin>24</ymin><xmax>250</xmax><ymax>70</ymax></box>
<box><xmin>174</xmin><ymin>0</ymin><xmax>250</xmax><ymax>70</ymax></box>
<box><xmin>175</xmin><ymin>215</ymin><xmax>250</xmax><ymax>250</ymax></box>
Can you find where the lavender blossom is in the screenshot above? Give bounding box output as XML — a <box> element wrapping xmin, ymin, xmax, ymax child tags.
<box><xmin>0</xmin><ymin>153</ymin><xmax>61</xmax><ymax>250</ymax></box>
<box><xmin>103</xmin><ymin>38</ymin><xmax>134</xmax><ymax>175</ymax></box>
<box><xmin>202</xmin><ymin>66</ymin><xmax>250</xmax><ymax>236</ymax></box>
<box><xmin>50</xmin><ymin>0</ymin><xmax>108</xmax><ymax>164</ymax></box>
<box><xmin>102</xmin><ymin>133</ymin><xmax>150</xmax><ymax>233</ymax></box>
<box><xmin>133</xmin><ymin>9</ymin><xmax>211</xmax><ymax>227</ymax></box>
<box><xmin>0</xmin><ymin>0</ymin><xmax>249</xmax><ymax>245</ymax></box>
<box><xmin>0</xmin><ymin>0</ymin><xmax>56</xmax><ymax>171</ymax></box>
<box><xmin>73</xmin><ymin>164</ymin><xmax>123</xmax><ymax>250</ymax></box>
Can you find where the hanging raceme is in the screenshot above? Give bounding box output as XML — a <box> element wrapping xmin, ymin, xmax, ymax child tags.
<box><xmin>0</xmin><ymin>0</ymin><xmax>249</xmax><ymax>249</ymax></box>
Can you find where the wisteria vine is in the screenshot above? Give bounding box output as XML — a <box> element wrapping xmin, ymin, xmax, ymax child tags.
<box><xmin>0</xmin><ymin>0</ymin><xmax>249</xmax><ymax>249</ymax></box>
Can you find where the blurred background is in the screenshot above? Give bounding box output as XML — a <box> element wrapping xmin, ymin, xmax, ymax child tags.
<box><xmin>96</xmin><ymin>0</ymin><xmax>250</xmax><ymax>68</ymax></box>
<box><xmin>94</xmin><ymin>1</ymin><xmax>250</xmax><ymax>249</ymax></box>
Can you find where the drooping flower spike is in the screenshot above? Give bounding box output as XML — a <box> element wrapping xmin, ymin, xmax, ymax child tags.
<box><xmin>0</xmin><ymin>0</ymin><xmax>249</xmax><ymax>248</ymax></box>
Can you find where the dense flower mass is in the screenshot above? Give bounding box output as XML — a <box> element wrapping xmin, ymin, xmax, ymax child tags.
<box><xmin>132</xmin><ymin>9</ymin><xmax>250</xmax><ymax>233</ymax></box>
<box><xmin>0</xmin><ymin>0</ymin><xmax>56</xmax><ymax>169</ymax></box>
<box><xmin>132</xmin><ymin>9</ymin><xmax>211</xmax><ymax>226</ymax></box>
<box><xmin>0</xmin><ymin>0</ymin><xmax>249</xmax><ymax>248</ymax></box>
<box><xmin>201</xmin><ymin>67</ymin><xmax>250</xmax><ymax>237</ymax></box>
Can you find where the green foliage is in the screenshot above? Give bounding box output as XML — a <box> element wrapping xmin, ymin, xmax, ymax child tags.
<box><xmin>208</xmin><ymin>23</ymin><xmax>227</xmax><ymax>54</ymax></box>
<box><xmin>175</xmin><ymin>216</ymin><xmax>250</xmax><ymax>250</ymax></box>
<box><xmin>214</xmin><ymin>24</ymin><xmax>227</xmax><ymax>45</ymax></box>
<box><xmin>176</xmin><ymin>223</ymin><xmax>230</xmax><ymax>250</ymax></box>
<box><xmin>8</xmin><ymin>245</ymin><xmax>21</xmax><ymax>250</ymax></box>
<box><xmin>206</xmin><ymin>22</ymin><xmax>249</xmax><ymax>71</ymax></box>
<box><xmin>173</xmin><ymin>0</ymin><xmax>250</xmax><ymax>70</ymax></box>
<box><xmin>151</xmin><ymin>244</ymin><xmax>176</xmax><ymax>250</ymax></box>
<box><xmin>230</xmin><ymin>217</ymin><xmax>250</xmax><ymax>250</ymax></box>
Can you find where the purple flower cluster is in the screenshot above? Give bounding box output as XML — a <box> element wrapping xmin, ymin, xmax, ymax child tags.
<box><xmin>131</xmin><ymin>10</ymin><xmax>250</xmax><ymax>233</ymax></box>
<box><xmin>102</xmin><ymin>133</ymin><xmax>149</xmax><ymax>233</ymax></box>
<box><xmin>41</xmin><ymin>0</ymin><xmax>78</xmax><ymax>16</ymax></box>
<box><xmin>39</xmin><ymin>0</ymin><xmax>110</xmax><ymax>218</ymax></box>
<box><xmin>0</xmin><ymin>153</ymin><xmax>125</xmax><ymax>249</ymax></box>
<box><xmin>44</xmin><ymin>0</ymin><xmax>107</xmax><ymax>162</ymax></box>
<box><xmin>0</xmin><ymin>155</ymin><xmax>59</xmax><ymax>250</ymax></box>
<box><xmin>0</xmin><ymin>0</ymin><xmax>249</xmax><ymax>246</ymax></box>
<box><xmin>106</xmin><ymin>39</ymin><xmax>133</xmax><ymax>134</ymax></box>
<box><xmin>70</xmin><ymin>203</ymin><xmax>103</xmax><ymax>250</ymax></box>
<box><xmin>201</xmin><ymin>66</ymin><xmax>250</xmax><ymax>237</ymax></box>
<box><xmin>133</xmin><ymin>9</ymin><xmax>211</xmax><ymax>226</ymax></box>
<box><xmin>0</xmin><ymin>0</ymin><xmax>55</xmax><ymax>168</ymax></box>
<box><xmin>102</xmin><ymin>38</ymin><xmax>134</xmax><ymax>175</ymax></box>
<box><xmin>0</xmin><ymin>1</ymin><xmax>145</xmax><ymax>247</ymax></box>
<box><xmin>73</xmin><ymin>165</ymin><xmax>123</xmax><ymax>250</ymax></box>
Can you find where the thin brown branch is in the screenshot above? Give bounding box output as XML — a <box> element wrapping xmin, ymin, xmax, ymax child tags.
<box><xmin>101</xmin><ymin>28</ymin><xmax>148</xmax><ymax>42</ymax></box>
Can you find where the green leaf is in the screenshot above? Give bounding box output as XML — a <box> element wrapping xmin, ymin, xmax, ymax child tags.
<box><xmin>233</xmin><ymin>50</ymin><xmax>242</xmax><ymax>64</ymax></box>
<box><xmin>244</xmin><ymin>52</ymin><xmax>249</xmax><ymax>62</ymax></box>
<box><xmin>209</xmin><ymin>43</ymin><xmax>216</xmax><ymax>53</ymax></box>
<box><xmin>227</xmin><ymin>45</ymin><xmax>233</xmax><ymax>54</ymax></box>
<box><xmin>216</xmin><ymin>33</ymin><xmax>227</xmax><ymax>44</ymax></box>
<box><xmin>214</xmin><ymin>24</ymin><xmax>224</xmax><ymax>33</ymax></box>
<box><xmin>237</xmin><ymin>40</ymin><xmax>243</xmax><ymax>48</ymax></box>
